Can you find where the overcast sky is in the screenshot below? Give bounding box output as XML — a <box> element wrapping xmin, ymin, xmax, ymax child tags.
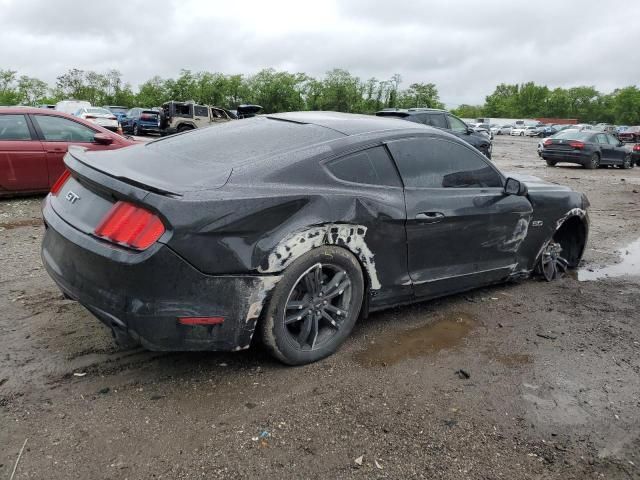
<box><xmin>2</xmin><ymin>0</ymin><xmax>639</xmax><ymax>107</ymax></box>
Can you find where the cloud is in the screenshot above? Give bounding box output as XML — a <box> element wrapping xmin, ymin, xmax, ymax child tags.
<box><xmin>1</xmin><ymin>0</ymin><xmax>638</xmax><ymax>106</ymax></box>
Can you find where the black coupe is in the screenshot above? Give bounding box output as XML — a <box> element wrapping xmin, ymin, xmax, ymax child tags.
<box><xmin>42</xmin><ymin>112</ymin><xmax>590</xmax><ymax>365</ymax></box>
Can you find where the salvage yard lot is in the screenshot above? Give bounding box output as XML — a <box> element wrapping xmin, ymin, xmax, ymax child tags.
<box><xmin>1</xmin><ymin>135</ymin><xmax>639</xmax><ymax>479</ymax></box>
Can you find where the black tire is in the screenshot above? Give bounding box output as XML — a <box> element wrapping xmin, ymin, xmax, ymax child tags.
<box><xmin>585</xmin><ymin>153</ymin><xmax>600</xmax><ymax>169</ymax></box>
<box><xmin>177</xmin><ymin>124</ymin><xmax>194</xmax><ymax>133</ymax></box>
<box><xmin>520</xmin><ymin>132</ymin><xmax>524</xmax><ymax>136</ymax></box>
<box><xmin>261</xmin><ymin>246</ymin><xmax>364</xmax><ymax>365</ymax></box>
<box><xmin>621</xmin><ymin>154</ymin><xmax>632</xmax><ymax>169</ymax></box>
<box><xmin>546</xmin><ymin>159</ymin><xmax>557</xmax><ymax>167</ymax></box>
<box><xmin>133</xmin><ymin>123</ymin><xmax>140</xmax><ymax>136</ymax></box>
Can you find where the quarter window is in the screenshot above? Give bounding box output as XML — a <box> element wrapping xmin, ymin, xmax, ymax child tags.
<box><xmin>388</xmin><ymin>137</ymin><xmax>503</xmax><ymax>189</ymax></box>
<box><xmin>326</xmin><ymin>146</ymin><xmax>402</xmax><ymax>187</ymax></box>
<box><xmin>0</xmin><ymin>114</ymin><xmax>32</xmax><ymax>140</ymax></box>
<box><xmin>33</xmin><ymin>115</ymin><xmax>96</xmax><ymax>142</ymax></box>
<box><xmin>595</xmin><ymin>134</ymin><xmax>608</xmax><ymax>144</ymax></box>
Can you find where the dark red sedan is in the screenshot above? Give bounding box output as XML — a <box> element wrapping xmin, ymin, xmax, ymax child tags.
<box><xmin>0</xmin><ymin>107</ymin><xmax>136</xmax><ymax>197</ymax></box>
<box><xmin>618</xmin><ymin>126</ymin><xmax>640</xmax><ymax>143</ymax></box>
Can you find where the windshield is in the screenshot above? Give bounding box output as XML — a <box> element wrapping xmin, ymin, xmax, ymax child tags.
<box><xmin>87</xmin><ymin>107</ymin><xmax>112</xmax><ymax>115</ymax></box>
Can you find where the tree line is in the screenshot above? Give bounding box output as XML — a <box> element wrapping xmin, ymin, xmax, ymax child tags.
<box><xmin>453</xmin><ymin>82</ymin><xmax>640</xmax><ymax>125</ymax></box>
<box><xmin>0</xmin><ymin>68</ymin><xmax>443</xmax><ymax>115</ymax></box>
<box><xmin>1</xmin><ymin>68</ymin><xmax>638</xmax><ymax>124</ymax></box>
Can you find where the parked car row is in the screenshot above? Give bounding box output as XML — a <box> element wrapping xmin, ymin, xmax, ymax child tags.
<box><xmin>0</xmin><ymin>108</ymin><xmax>136</xmax><ymax>196</ymax></box>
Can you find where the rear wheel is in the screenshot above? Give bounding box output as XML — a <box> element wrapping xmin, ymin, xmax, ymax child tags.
<box><xmin>133</xmin><ymin>123</ymin><xmax>140</xmax><ymax>136</ymax></box>
<box><xmin>621</xmin><ymin>154</ymin><xmax>632</xmax><ymax>169</ymax></box>
<box><xmin>261</xmin><ymin>246</ymin><xmax>364</xmax><ymax>365</ymax></box>
<box><xmin>585</xmin><ymin>153</ymin><xmax>600</xmax><ymax>169</ymax></box>
<box><xmin>177</xmin><ymin>124</ymin><xmax>194</xmax><ymax>133</ymax></box>
<box><xmin>545</xmin><ymin>159</ymin><xmax>557</xmax><ymax>167</ymax></box>
<box><xmin>520</xmin><ymin>132</ymin><xmax>524</xmax><ymax>136</ymax></box>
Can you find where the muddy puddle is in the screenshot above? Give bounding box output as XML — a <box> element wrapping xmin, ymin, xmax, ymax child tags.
<box><xmin>355</xmin><ymin>312</ymin><xmax>476</xmax><ymax>367</ymax></box>
<box><xmin>578</xmin><ymin>238</ymin><xmax>640</xmax><ymax>281</ymax></box>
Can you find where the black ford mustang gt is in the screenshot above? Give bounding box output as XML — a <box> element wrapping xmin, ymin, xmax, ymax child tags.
<box><xmin>41</xmin><ymin>112</ymin><xmax>590</xmax><ymax>365</ymax></box>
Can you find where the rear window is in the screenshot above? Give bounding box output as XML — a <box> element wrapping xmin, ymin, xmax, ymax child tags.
<box><xmin>147</xmin><ymin>117</ymin><xmax>343</xmax><ymax>167</ymax></box>
<box><xmin>326</xmin><ymin>146</ymin><xmax>402</xmax><ymax>187</ymax></box>
<box><xmin>553</xmin><ymin>131</ymin><xmax>593</xmax><ymax>141</ymax></box>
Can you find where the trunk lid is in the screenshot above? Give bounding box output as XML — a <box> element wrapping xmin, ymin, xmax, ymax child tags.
<box><xmin>66</xmin><ymin>144</ymin><xmax>232</xmax><ymax>195</ymax></box>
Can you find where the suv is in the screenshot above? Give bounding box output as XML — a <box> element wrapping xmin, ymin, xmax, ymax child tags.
<box><xmin>159</xmin><ymin>101</ymin><xmax>262</xmax><ymax>135</ymax></box>
<box><xmin>375</xmin><ymin>108</ymin><xmax>492</xmax><ymax>158</ymax></box>
<box><xmin>122</xmin><ymin>108</ymin><xmax>161</xmax><ymax>136</ymax></box>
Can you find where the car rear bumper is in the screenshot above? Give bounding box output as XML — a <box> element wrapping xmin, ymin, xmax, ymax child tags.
<box><xmin>541</xmin><ymin>150</ymin><xmax>588</xmax><ymax>164</ymax></box>
<box><xmin>41</xmin><ymin>197</ymin><xmax>280</xmax><ymax>351</ymax></box>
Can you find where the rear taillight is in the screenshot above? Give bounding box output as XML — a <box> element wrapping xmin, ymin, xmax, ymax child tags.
<box><xmin>50</xmin><ymin>170</ymin><xmax>71</xmax><ymax>195</ymax></box>
<box><xmin>634</xmin><ymin>145</ymin><xmax>640</xmax><ymax>152</ymax></box>
<box><xmin>94</xmin><ymin>201</ymin><xmax>165</xmax><ymax>250</ymax></box>
<box><xmin>569</xmin><ymin>141</ymin><xmax>584</xmax><ymax>149</ymax></box>
<box><xmin>86</xmin><ymin>115</ymin><xmax>96</xmax><ymax>119</ymax></box>
<box><xmin>543</xmin><ymin>139</ymin><xmax>553</xmax><ymax>146</ymax></box>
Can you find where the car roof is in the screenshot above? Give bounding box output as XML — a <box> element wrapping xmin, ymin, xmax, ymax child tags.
<box><xmin>0</xmin><ymin>106</ymin><xmax>78</xmax><ymax>116</ymax></box>
<box><xmin>265</xmin><ymin>111</ymin><xmax>424</xmax><ymax>136</ymax></box>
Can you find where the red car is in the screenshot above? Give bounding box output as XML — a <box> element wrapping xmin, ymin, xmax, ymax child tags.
<box><xmin>0</xmin><ymin>107</ymin><xmax>136</xmax><ymax>197</ymax></box>
<box><xmin>618</xmin><ymin>126</ymin><xmax>640</xmax><ymax>143</ymax></box>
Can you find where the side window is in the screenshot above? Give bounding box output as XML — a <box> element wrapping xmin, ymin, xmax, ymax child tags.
<box><xmin>33</xmin><ymin>115</ymin><xmax>96</xmax><ymax>142</ymax></box>
<box><xmin>326</xmin><ymin>146</ymin><xmax>402</xmax><ymax>187</ymax></box>
<box><xmin>387</xmin><ymin>137</ymin><xmax>503</xmax><ymax>189</ymax></box>
<box><xmin>606</xmin><ymin>134</ymin><xmax>620</xmax><ymax>145</ymax></box>
<box><xmin>425</xmin><ymin>113</ymin><xmax>448</xmax><ymax>129</ymax></box>
<box><xmin>0</xmin><ymin>114</ymin><xmax>32</xmax><ymax>140</ymax></box>
<box><xmin>194</xmin><ymin>105</ymin><xmax>209</xmax><ymax>117</ymax></box>
<box><xmin>446</xmin><ymin>114</ymin><xmax>468</xmax><ymax>133</ymax></box>
<box><xmin>595</xmin><ymin>134</ymin><xmax>608</xmax><ymax>144</ymax></box>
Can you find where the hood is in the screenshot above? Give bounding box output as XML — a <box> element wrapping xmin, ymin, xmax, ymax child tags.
<box><xmin>67</xmin><ymin>144</ymin><xmax>232</xmax><ymax>196</ymax></box>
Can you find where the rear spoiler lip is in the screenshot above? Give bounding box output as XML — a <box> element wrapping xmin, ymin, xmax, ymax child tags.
<box><xmin>65</xmin><ymin>146</ymin><xmax>182</xmax><ymax>199</ymax></box>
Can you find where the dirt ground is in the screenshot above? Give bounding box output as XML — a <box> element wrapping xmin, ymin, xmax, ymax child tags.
<box><xmin>1</xmin><ymin>135</ymin><xmax>639</xmax><ymax>479</ymax></box>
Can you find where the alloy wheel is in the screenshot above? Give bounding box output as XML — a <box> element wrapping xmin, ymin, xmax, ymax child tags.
<box><xmin>283</xmin><ymin>263</ymin><xmax>352</xmax><ymax>351</ymax></box>
<box><xmin>540</xmin><ymin>242</ymin><xmax>569</xmax><ymax>281</ymax></box>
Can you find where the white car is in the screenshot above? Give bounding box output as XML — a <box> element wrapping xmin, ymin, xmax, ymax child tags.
<box><xmin>55</xmin><ymin>100</ymin><xmax>91</xmax><ymax>116</ymax></box>
<box><xmin>495</xmin><ymin>125</ymin><xmax>513</xmax><ymax>135</ymax></box>
<box><xmin>74</xmin><ymin>107</ymin><xmax>119</xmax><ymax>131</ymax></box>
<box><xmin>511</xmin><ymin>125</ymin><xmax>537</xmax><ymax>136</ymax></box>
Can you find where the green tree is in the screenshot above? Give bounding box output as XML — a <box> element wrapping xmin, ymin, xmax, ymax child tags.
<box><xmin>397</xmin><ymin>82</ymin><xmax>444</xmax><ymax>109</ymax></box>
<box><xmin>451</xmin><ymin>104</ymin><xmax>484</xmax><ymax>118</ymax></box>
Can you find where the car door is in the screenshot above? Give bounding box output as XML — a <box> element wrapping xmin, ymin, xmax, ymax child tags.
<box><xmin>386</xmin><ymin>135</ymin><xmax>533</xmax><ymax>299</ymax></box>
<box><xmin>30</xmin><ymin>114</ymin><xmax>100</xmax><ymax>187</ymax></box>
<box><xmin>0</xmin><ymin>113</ymin><xmax>48</xmax><ymax>193</ymax></box>
<box><xmin>606</xmin><ymin>134</ymin><xmax>626</xmax><ymax>164</ymax></box>
<box><xmin>594</xmin><ymin>133</ymin><xmax>613</xmax><ymax>164</ymax></box>
<box><xmin>193</xmin><ymin>105</ymin><xmax>210</xmax><ymax>128</ymax></box>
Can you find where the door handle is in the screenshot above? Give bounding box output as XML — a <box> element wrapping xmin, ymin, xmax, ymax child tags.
<box><xmin>415</xmin><ymin>212</ymin><xmax>445</xmax><ymax>223</ymax></box>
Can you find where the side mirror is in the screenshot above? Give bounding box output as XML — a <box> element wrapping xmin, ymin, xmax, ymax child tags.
<box><xmin>93</xmin><ymin>133</ymin><xmax>114</xmax><ymax>145</ymax></box>
<box><xmin>504</xmin><ymin>177</ymin><xmax>528</xmax><ymax>196</ymax></box>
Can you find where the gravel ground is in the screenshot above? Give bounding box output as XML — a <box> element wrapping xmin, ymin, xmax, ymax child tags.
<box><xmin>1</xmin><ymin>135</ymin><xmax>639</xmax><ymax>479</ymax></box>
